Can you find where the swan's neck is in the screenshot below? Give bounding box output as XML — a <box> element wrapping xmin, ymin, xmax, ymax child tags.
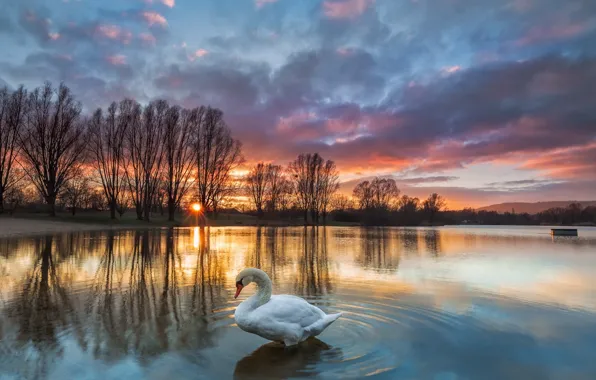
<box><xmin>248</xmin><ymin>275</ymin><xmax>272</xmax><ymax>308</ymax></box>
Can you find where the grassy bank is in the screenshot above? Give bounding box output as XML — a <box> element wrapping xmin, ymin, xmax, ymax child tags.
<box><xmin>0</xmin><ymin>210</ymin><xmax>360</xmax><ymax>228</ymax></box>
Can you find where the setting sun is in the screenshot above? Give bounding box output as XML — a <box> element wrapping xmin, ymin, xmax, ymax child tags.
<box><xmin>191</xmin><ymin>203</ymin><xmax>201</xmax><ymax>212</ymax></box>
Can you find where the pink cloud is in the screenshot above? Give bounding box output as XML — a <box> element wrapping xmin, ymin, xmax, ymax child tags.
<box><xmin>522</xmin><ymin>143</ymin><xmax>596</xmax><ymax>179</ymax></box>
<box><xmin>139</xmin><ymin>32</ymin><xmax>157</xmax><ymax>45</ymax></box>
<box><xmin>441</xmin><ymin>65</ymin><xmax>461</xmax><ymax>75</ymax></box>
<box><xmin>323</xmin><ymin>0</ymin><xmax>374</xmax><ymax>19</ymax></box>
<box><xmin>142</xmin><ymin>11</ymin><xmax>168</xmax><ymax>27</ymax></box>
<box><xmin>255</xmin><ymin>0</ymin><xmax>278</xmax><ymax>8</ymax></box>
<box><xmin>515</xmin><ymin>22</ymin><xmax>589</xmax><ymax>46</ymax></box>
<box><xmin>188</xmin><ymin>49</ymin><xmax>209</xmax><ymax>61</ymax></box>
<box><xmin>144</xmin><ymin>0</ymin><xmax>175</xmax><ymax>7</ymax></box>
<box><xmin>336</xmin><ymin>47</ymin><xmax>354</xmax><ymax>56</ymax></box>
<box><xmin>95</xmin><ymin>24</ymin><xmax>133</xmax><ymax>44</ymax></box>
<box><xmin>49</xmin><ymin>32</ymin><xmax>60</xmax><ymax>40</ymax></box>
<box><xmin>106</xmin><ymin>55</ymin><xmax>127</xmax><ymax>66</ymax></box>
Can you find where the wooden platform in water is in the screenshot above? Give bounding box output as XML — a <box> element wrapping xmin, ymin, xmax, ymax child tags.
<box><xmin>551</xmin><ymin>228</ymin><xmax>578</xmax><ymax>236</ymax></box>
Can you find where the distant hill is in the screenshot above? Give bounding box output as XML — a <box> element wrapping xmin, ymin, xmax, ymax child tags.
<box><xmin>478</xmin><ymin>201</ymin><xmax>596</xmax><ymax>214</ymax></box>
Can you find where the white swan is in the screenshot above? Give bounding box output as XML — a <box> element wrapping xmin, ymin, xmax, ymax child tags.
<box><xmin>233</xmin><ymin>268</ymin><xmax>342</xmax><ymax>346</ymax></box>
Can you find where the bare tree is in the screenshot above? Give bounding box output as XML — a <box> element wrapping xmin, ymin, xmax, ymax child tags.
<box><xmin>288</xmin><ymin>153</ymin><xmax>322</xmax><ymax>224</ymax></box>
<box><xmin>315</xmin><ymin>160</ymin><xmax>340</xmax><ymax>223</ymax></box>
<box><xmin>246</xmin><ymin>163</ymin><xmax>268</xmax><ymax>218</ymax></box>
<box><xmin>124</xmin><ymin>100</ymin><xmax>166</xmax><ymax>221</ymax></box>
<box><xmin>353</xmin><ymin>180</ymin><xmax>373</xmax><ymax>210</ymax></box>
<box><xmin>277</xmin><ymin>178</ymin><xmax>294</xmax><ymax>212</ymax></box>
<box><xmin>264</xmin><ymin>164</ymin><xmax>285</xmax><ymax>212</ymax></box>
<box><xmin>195</xmin><ymin>107</ymin><xmax>243</xmax><ymax>213</ymax></box>
<box><xmin>0</xmin><ymin>86</ymin><xmax>27</xmax><ymax>213</ymax></box>
<box><xmin>88</xmin><ymin>100</ymin><xmax>132</xmax><ymax>219</ymax></box>
<box><xmin>62</xmin><ymin>172</ymin><xmax>91</xmax><ymax>215</ymax></box>
<box><xmin>18</xmin><ymin>82</ymin><xmax>86</xmax><ymax>216</ymax></box>
<box><xmin>330</xmin><ymin>194</ymin><xmax>353</xmax><ymax>211</ymax></box>
<box><xmin>123</xmin><ymin>101</ymin><xmax>144</xmax><ymax>219</ymax></box>
<box><xmin>352</xmin><ymin>177</ymin><xmax>400</xmax><ymax>210</ymax></box>
<box><xmin>371</xmin><ymin>178</ymin><xmax>400</xmax><ymax>209</ymax></box>
<box><xmin>288</xmin><ymin>153</ymin><xmax>338</xmax><ymax>225</ymax></box>
<box><xmin>163</xmin><ymin>106</ymin><xmax>197</xmax><ymax>221</ymax></box>
<box><xmin>116</xmin><ymin>184</ymin><xmax>131</xmax><ymax>218</ymax></box>
<box><xmin>398</xmin><ymin>195</ymin><xmax>419</xmax><ymax>214</ymax></box>
<box><xmin>423</xmin><ymin>193</ymin><xmax>446</xmax><ymax>223</ymax></box>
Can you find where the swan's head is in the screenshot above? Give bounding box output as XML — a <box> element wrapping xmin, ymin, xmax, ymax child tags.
<box><xmin>234</xmin><ymin>268</ymin><xmax>269</xmax><ymax>299</ymax></box>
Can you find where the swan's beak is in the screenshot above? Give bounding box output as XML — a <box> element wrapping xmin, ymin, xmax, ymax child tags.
<box><xmin>234</xmin><ymin>284</ymin><xmax>244</xmax><ymax>299</ymax></box>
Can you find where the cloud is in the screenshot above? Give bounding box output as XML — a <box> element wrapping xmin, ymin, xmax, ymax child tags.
<box><xmin>162</xmin><ymin>0</ymin><xmax>175</xmax><ymax>8</ymax></box>
<box><xmin>18</xmin><ymin>9</ymin><xmax>56</xmax><ymax>45</ymax></box>
<box><xmin>188</xmin><ymin>49</ymin><xmax>209</xmax><ymax>61</ymax></box>
<box><xmin>3</xmin><ymin>0</ymin><xmax>596</xmax><ymax>206</ymax></box>
<box><xmin>255</xmin><ymin>0</ymin><xmax>278</xmax><ymax>9</ymax></box>
<box><xmin>323</xmin><ymin>0</ymin><xmax>375</xmax><ymax>19</ymax></box>
<box><xmin>139</xmin><ymin>32</ymin><xmax>157</xmax><ymax>46</ymax></box>
<box><xmin>142</xmin><ymin>11</ymin><xmax>168</xmax><ymax>27</ymax></box>
<box><xmin>95</xmin><ymin>24</ymin><xmax>133</xmax><ymax>44</ymax></box>
<box><xmin>106</xmin><ymin>55</ymin><xmax>127</xmax><ymax>66</ymax></box>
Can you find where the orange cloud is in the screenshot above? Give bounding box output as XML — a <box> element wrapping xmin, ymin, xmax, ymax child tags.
<box><xmin>142</xmin><ymin>11</ymin><xmax>168</xmax><ymax>27</ymax></box>
<box><xmin>323</xmin><ymin>0</ymin><xmax>374</xmax><ymax>19</ymax></box>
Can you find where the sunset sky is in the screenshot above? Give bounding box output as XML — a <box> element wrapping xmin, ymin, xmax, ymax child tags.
<box><xmin>1</xmin><ymin>0</ymin><xmax>595</xmax><ymax>208</ymax></box>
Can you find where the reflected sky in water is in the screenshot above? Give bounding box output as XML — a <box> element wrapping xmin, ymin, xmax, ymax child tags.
<box><xmin>0</xmin><ymin>226</ymin><xmax>595</xmax><ymax>379</ymax></box>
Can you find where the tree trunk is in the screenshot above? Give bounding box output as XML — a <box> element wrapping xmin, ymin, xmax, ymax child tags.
<box><xmin>303</xmin><ymin>209</ymin><xmax>308</xmax><ymax>226</ymax></box>
<box><xmin>168</xmin><ymin>199</ymin><xmax>176</xmax><ymax>222</ymax></box>
<box><xmin>47</xmin><ymin>197</ymin><xmax>57</xmax><ymax>217</ymax></box>
<box><xmin>144</xmin><ymin>202</ymin><xmax>151</xmax><ymax>221</ymax></box>
<box><xmin>72</xmin><ymin>206</ymin><xmax>76</xmax><ymax>216</ymax></box>
<box><xmin>136</xmin><ymin>204</ymin><xmax>143</xmax><ymax>220</ymax></box>
<box><xmin>257</xmin><ymin>207</ymin><xmax>263</xmax><ymax>219</ymax></box>
<box><xmin>0</xmin><ymin>189</ymin><xmax>4</xmax><ymax>214</ymax></box>
<box><xmin>110</xmin><ymin>199</ymin><xmax>117</xmax><ymax>220</ymax></box>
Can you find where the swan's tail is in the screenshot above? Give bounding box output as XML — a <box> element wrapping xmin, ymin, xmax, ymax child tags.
<box><xmin>305</xmin><ymin>312</ymin><xmax>342</xmax><ymax>338</ymax></box>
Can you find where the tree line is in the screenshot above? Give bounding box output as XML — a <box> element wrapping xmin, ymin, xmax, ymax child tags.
<box><xmin>0</xmin><ymin>82</ymin><xmax>243</xmax><ymax>220</ymax></box>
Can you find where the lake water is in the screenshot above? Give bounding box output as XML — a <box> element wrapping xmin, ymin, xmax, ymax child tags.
<box><xmin>1</xmin><ymin>226</ymin><xmax>595</xmax><ymax>380</ymax></box>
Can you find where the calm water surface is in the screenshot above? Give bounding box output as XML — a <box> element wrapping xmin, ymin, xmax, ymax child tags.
<box><xmin>1</xmin><ymin>226</ymin><xmax>595</xmax><ymax>380</ymax></box>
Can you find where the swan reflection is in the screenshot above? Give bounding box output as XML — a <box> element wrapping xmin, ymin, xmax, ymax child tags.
<box><xmin>234</xmin><ymin>338</ymin><xmax>343</xmax><ymax>380</ymax></box>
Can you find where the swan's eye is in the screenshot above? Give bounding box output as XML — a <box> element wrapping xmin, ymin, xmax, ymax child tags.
<box><xmin>236</xmin><ymin>279</ymin><xmax>243</xmax><ymax>286</ymax></box>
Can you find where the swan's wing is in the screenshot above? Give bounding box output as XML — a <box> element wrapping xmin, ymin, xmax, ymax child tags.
<box><xmin>254</xmin><ymin>295</ymin><xmax>325</xmax><ymax>329</ymax></box>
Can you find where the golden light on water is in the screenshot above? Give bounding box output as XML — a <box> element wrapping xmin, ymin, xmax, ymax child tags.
<box><xmin>193</xmin><ymin>226</ymin><xmax>200</xmax><ymax>248</ymax></box>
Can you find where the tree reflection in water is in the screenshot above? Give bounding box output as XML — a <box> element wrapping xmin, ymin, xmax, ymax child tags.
<box><xmin>294</xmin><ymin>227</ymin><xmax>332</xmax><ymax>297</ymax></box>
<box><xmin>359</xmin><ymin>227</ymin><xmax>401</xmax><ymax>272</ymax></box>
<box><xmin>88</xmin><ymin>228</ymin><xmax>228</xmax><ymax>363</ymax></box>
<box><xmin>5</xmin><ymin>235</ymin><xmax>82</xmax><ymax>379</ymax></box>
<box><xmin>0</xmin><ymin>228</ymin><xmax>232</xmax><ymax>378</ymax></box>
<box><xmin>422</xmin><ymin>229</ymin><xmax>443</xmax><ymax>256</ymax></box>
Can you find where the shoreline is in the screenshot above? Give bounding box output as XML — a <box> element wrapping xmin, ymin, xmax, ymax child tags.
<box><xmin>0</xmin><ymin>217</ymin><xmax>142</xmax><ymax>238</ymax></box>
<box><xmin>1</xmin><ymin>214</ymin><xmax>593</xmax><ymax>239</ymax></box>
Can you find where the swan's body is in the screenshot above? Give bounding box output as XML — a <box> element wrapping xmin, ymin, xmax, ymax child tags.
<box><xmin>233</xmin><ymin>268</ymin><xmax>341</xmax><ymax>346</ymax></box>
